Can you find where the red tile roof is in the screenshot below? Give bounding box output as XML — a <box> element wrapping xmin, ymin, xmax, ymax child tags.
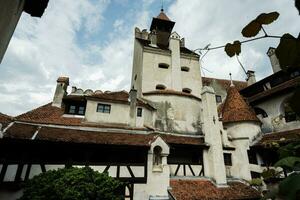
<box><xmin>221</xmin><ymin>86</ymin><xmax>260</xmax><ymax>124</ymax></box>
<box><xmin>169</xmin><ymin>179</ymin><xmax>261</xmax><ymax>200</ymax></box>
<box><xmin>202</xmin><ymin>77</ymin><xmax>247</xmax><ymax>92</ymax></box>
<box><xmin>255</xmin><ymin>128</ymin><xmax>300</xmax><ymax>146</ymax></box>
<box><xmin>143</xmin><ymin>90</ymin><xmax>201</xmax><ymax>101</ymax></box>
<box><xmin>156</xmin><ymin>10</ymin><xmax>170</xmax><ymax>21</ymax></box>
<box><xmin>3</xmin><ymin>123</ymin><xmax>205</xmax><ymax>147</ymax></box>
<box><xmin>0</xmin><ymin>113</ymin><xmax>13</xmax><ymax>129</ymax></box>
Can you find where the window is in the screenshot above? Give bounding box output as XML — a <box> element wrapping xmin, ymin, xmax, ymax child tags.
<box><xmin>181</xmin><ymin>66</ymin><xmax>190</xmax><ymax>72</ymax></box>
<box><xmin>158</xmin><ymin>63</ymin><xmax>169</xmax><ymax>69</ymax></box>
<box><xmin>66</xmin><ymin>104</ymin><xmax>86</xmax><ymax>115</ymax></box>
<box><xmin>137</xmin><ymin>108</ymin><xmax>142</xmax><ymax>117</ymax></box>
<box><xmin>153</xmin><ymin>146</ymin><xmax>162</xmax><ymax>166</ymax></box>
<box><xmin>254</xmin><ymin>107</ymin><xmax>268</xmax><ymax>118</ymax></box>
<box><xmin>215</xmin><ymin>95</ymin><xmax>222</xmax><ymax>103</ymax></box>
<box><xmin>182</xmin><ymin>88</ymin><xmax>192</xmax><ymax>94</ymax></box>
<box><xmin>156</xmin><ymin>84</ymin><xmax>166</xmax><ymax>90</ymax></box>
<box><xmin>284</xmin><ymin>101</ymin><xmax>299</xmax><ymax>122</ymax></box>
<box><xmin>223</xmin><ymin>153</ymin><xmax>232</xmax><ymax>166</ymax></box>
<box><xmin>69</xmin><ymin>105</ymin><xmax>76</xmax><ymax>114</ymax></box>
<box><xmin>247</xmin><ymin>150</ymin><xmax>258</xmax><ymax>165</ymax></box>
<box><xmin>97</xmin><ymin>103</ymin><xmax>111</xmax><ymax>113</ymax></box>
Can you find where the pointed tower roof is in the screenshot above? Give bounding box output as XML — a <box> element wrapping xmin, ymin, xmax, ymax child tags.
<box><xmin>150</xmin><ymin>9</ymin><xmax>175</xmax><ymax>32</ymax></box>
<box><xmin>156</xmin><ymin>9</ymin><xmax>170</xmax><ymax>21</ymax></box>
<box><xmin>221</xmin><ymin>85</ymin><xmax>260</xmax><ymax>124</ymax></box>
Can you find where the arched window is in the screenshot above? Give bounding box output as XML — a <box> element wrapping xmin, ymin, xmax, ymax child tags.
<box><xmin>156</xmin><ymin>84</ymin><xmax>166</xmax><ymax>90</ymax></box>
<box><xmin>158</xmin><ymin>63</ymin><xmax>169</xmax><ymax>69</ymax></box>
<box><xmin>254</xmin><ymin>107</ymin><xmax>268</xmax><ymax>118</ymax></box>
<box><xmin>182</xmin><ymin>88</ymin><xmax>192</xmax><ymax>94</ymax></box>
<box><xmin>181</xmin><ymin>66</ymin><xmax>190</xmax><ymax>72</ymax></box>
<box><xmin>283</xmin><ymin>101</ymin><xmax>299</xmax><ymax>122</ymax></box>
<box><xmin>153</xmin><ymin>146</ymin><xmax>162</xmax><ymax>166</ymax></box>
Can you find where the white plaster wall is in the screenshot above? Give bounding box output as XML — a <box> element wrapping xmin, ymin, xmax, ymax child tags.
<box><xmin>143</xmin><ymin>94</ymin><xmax>202</xmax><ymax>134</ymax></box>
<box><xmin>85</xmin><ymin>100</ymin><xmax>130</xmax><ymax>124</ymax></box>
<box><xmin>134</xmin><ymin>137</ymin><xmax>170</xmax><ymax>200</ymax></box>
<box><xmin>225</xmin><ymin>122</ymin><xmax>261</xmax><ymax>142</ymax></box>
<box><xmin>231</xmin><ymin>139</ymin><xmax>252</xmax><ymax>180</ymax></box>
<box><xmin>254</xmin><ymin>92</ymin><xmax>300</xmax><ymax>132</ymax></box>
<box><xmin>142</xmin><ymin>50</ymin><xmax>172</xmax><ymax>93</ymax></box>
<box><xmin>180</xmin><ymin>57</ymin><xmax>202</xmax><ymax>98</ymax></box>
<box><xmin>201</xmin><ymin>87</ymin><xmax>227</xmax><ymax>185</ymax></box>
<box><xmin>169</xmin><ymin>36</ymin><xmax>182</xmax><ymax>91</ymax></box>
<box><xmin>131</xmin><ymin>39</ymin><xmax>144</xmax><ymax>97</ymax></box>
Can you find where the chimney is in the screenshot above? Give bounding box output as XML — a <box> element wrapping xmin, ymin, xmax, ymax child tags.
<box><xmin>267</xmin><ymin>47</ymin><xmax>281</xmax><ymax>73</ymax></box>
<box><xmin>246</xmin><ymin>70</ymin><xmax>256</xmax><ymax>86</ymax></box>
<box><xmin>129</xmin><ymin>88</ymin><xmax>137</xmax><ymax>127</ymax></box>
<box><xmin>52</xmin><ymin>77</ymin><xmax>69</xmax><ymax>108</ymax></box>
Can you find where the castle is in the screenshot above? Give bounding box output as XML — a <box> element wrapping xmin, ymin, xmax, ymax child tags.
<box><xmin>0</xmin><ymin>9</ymin><xmax>299</xmax><ymax>200</ymax></box>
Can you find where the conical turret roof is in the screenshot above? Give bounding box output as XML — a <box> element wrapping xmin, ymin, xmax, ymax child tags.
<box><xmin>222</xmin><ymin>85</ymin><xmax>260</xmax><ymax>124</ymax></box>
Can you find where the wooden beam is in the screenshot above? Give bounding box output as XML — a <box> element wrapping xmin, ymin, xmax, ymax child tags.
<box><xmin>127</xmin><ymin>166</ymin><xmax>135</xmax><ymax>178</ymax></box>
<box><xmin>14</xmin><ymin>164</ymin><xmax>24</xmax><ymax>182</ymax></box>
<box><xmin>0</xmin><ymin>164</ymin><xmax>8</xmax><ymax>182</ymax></box>
<box><xmin>24</xmin><ymin>164</ymin><xmax>32</xmax><ymax>181</ymax></box>
<box><xmin>174</xmin><ymin>164</ymin><xmax>180</xmax><ymax>176</ymax></box>
<box><xmin>188</xmin><ymin>164</ymin><xmax>195</xmax><ymax>176</ymax></box>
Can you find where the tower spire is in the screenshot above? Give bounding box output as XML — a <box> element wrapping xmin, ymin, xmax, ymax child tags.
<box><xmin>229</xmin><ymin>73</ymin><xmax>234</xmax><ymax>87</ymax></box>
<box><xmin>161</xmin><ymin>0</ymin><xmax>164</xmax><ymax>12</ymax></box>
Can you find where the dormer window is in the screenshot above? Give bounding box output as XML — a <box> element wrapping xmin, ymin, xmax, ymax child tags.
<box><xmin>158</xmin><ymin>63</ymin><xmax>169</xmax><ymax>69</ymax></box>
<box><xmin>97</xmin><ymin>103</ymin><xmax>111</xmax><ymax>113</ymax></box>
<box><xmin>182</xmin><ymin>88</ymin><xmax>192</xmax><ymax>94</ymax></box>
<box><xmin>156</xmin><ymin>84</ymin><xmax>166</xmax><ymax>90</ymax></box>
<box><xmin>181</xmin><ymin>66</ymin><xmax>189</xmax><ymax>72</ymax></box>
<box><xmin>66</xmin><ymin>104</ymin><xmax>86</xmax><ymax>115</ymax></box>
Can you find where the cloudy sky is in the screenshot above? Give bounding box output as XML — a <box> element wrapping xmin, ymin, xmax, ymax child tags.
<box><xmin>0</xmin><ymin>0</ymin><xmax>299</xmax><ymax>116</ymax></box>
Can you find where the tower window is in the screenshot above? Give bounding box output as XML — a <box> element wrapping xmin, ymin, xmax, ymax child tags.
<box><xmin>181</xmin><ymin>66</ymin><xmax>190</xmax><ymax>72</ymax></box>
<box><xmin>215</xmin><ymin>95</ymin><xmax>222</xmax><ymax>103</ymax></box>
<box><xmin>156</xmin><ymin>84</ymin><xmax>166</xmax><ymax>90</ymax></box>
<box><xmin>182</xmin><ymin>88</ymin><xmax>192</xmax><ymax>94</ymax></box>
<box><xmin>97</xmin><ymin>103</ymin><xmax>111</xmax><ymax>113</ymax></box>
<box><xmin>224</xmin><ymin>153</ymin><xmax>232</xmax><ymax>166</ymax></box>
<box><xmin>153</xmin><ymin>146</ymin><xmax>162</xmax><ymax>167</ymax></box>
<box><xmin>158</xmin><ymin>63</ymin><xmax>169</xmax><ymax>69</ymax></box>
<box><xmin>137</xmin><ymin>108</ymin><xmax>142</xmax><ymax>117</ymax></box>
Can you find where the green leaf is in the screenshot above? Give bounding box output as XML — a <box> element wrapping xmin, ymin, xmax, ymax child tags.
<box><xmin>278</xmin><ymin>173</ymin><xmax>300</xmax><ymax>200</ymax></box>
<box><xmin>241</xmin><ymin>20</ymin><xmax>261</xmax><ymax>37</ymax></box>
<box><xmin>274</xmin><ymin>156</ymin><xmax>300</xmax><ymax>170</ymax></box>
<box><xmin>275</xmin><ymin>33</ymin><xmax>300</xmax><ymax>70</ymax></box>
<box><xmin>256</xmin><ymin>12</ymin><xmax>279</xmax><ymax>25</ymax></box>
<box><xmin>224</xmin><ymin>40</ymin><xmax>241</xmax><ymax>57</ymax></box>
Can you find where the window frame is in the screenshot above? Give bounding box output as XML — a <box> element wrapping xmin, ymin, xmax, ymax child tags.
<box><xmin>65</xmin><ymin>103</ymin><xmax>86</xmax><ymax>116</ymax></box>
<box><xmin>181</xmin><ymin>66</ymin><xmax>190</xmax><ymax>72</ymax></box>
<box><xmin>215</xmin><ymin>95</ymin><xmax>222</xmax><ymax>103</ymax></box>
<box><xmin>223</xmin><ymin>153</ymin><xmax>232</xmax><ymax>166</ymax></box>
<box><xmin>137</xmin><ymin>107</ymin><xmax>142</xmax><ymax>117</ymax></box>
<box><xmin>158</xmin><ymin>63</ymin><xmax>169</xmax><ymax>69</ymax></box>
<box><xmin>97</xmin><ymin>103</ymin><xmax>111</xmax><ymax>114</ymax></box>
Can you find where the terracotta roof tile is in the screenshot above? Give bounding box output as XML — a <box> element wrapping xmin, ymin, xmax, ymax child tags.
<box><xmin>169</xmin><ymin>179</ymin><xmax>261</xmax><ymax>200</ymax></box>
<box><xmin>156</xmin><ymin>10</ymin><xmax>170</xmax><ymax>21</ymax></box>
<box><xmin>202</xmin><ymin>77</ymin><xmax>247</xmax><ymax>91</ymax></box>
<box><xmin>0</xmin><ymin>113</ymin><xmax>13</xmax><ymax>129</ymax></box>
<box><xmin>143</xmin><ymin>90</ymin><xmax>201</xmax><ymax>101</ymax></box>
<box><xmin>3</xmin><ymin>123</ymin><xmax>205</xmax><ymax>147</ymax></box>
<box><xmin>222</xmin><ymin>86</ymin><xmax>260</xmax><ymax>124</ymax></box>
<box><xmin>255</xmin><ymin>128</ymin><xmax>300</xmax><ymax>146</ymax></box>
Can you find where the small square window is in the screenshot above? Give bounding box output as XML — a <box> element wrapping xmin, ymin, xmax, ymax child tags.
<box><xmin>78</xmin><ymin>106</ymin><xmax>85</xmax><ymax>115</ymax></box>
<box><xmin>137</xmin><ymin>108</ymin><xmax>142</xmax><ymax>117</ymax></box>
<box><xmin>97</xmin><ymin>104</ymin><xmax>111</xmax><ymax>113</ymax></box>
<box><xmin>69</xmin><ymin>105</ymin><xmax>76</xmax><ymax>114</ymax></box>
<box><xmin>224</xmin><ymin>153</ymin><xmax>232</xmax><ymax>166</ymax></box>
<box><xmin>216</xmin><ymin>95</ymin><xmax>222</xmax><ymax>103</ymax></box>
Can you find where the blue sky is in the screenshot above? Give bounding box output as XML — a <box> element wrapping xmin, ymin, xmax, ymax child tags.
<box><xmin>0</xmin><ymin>0</ymin><xmax>299</xmax><ymax>116</ymax></box>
